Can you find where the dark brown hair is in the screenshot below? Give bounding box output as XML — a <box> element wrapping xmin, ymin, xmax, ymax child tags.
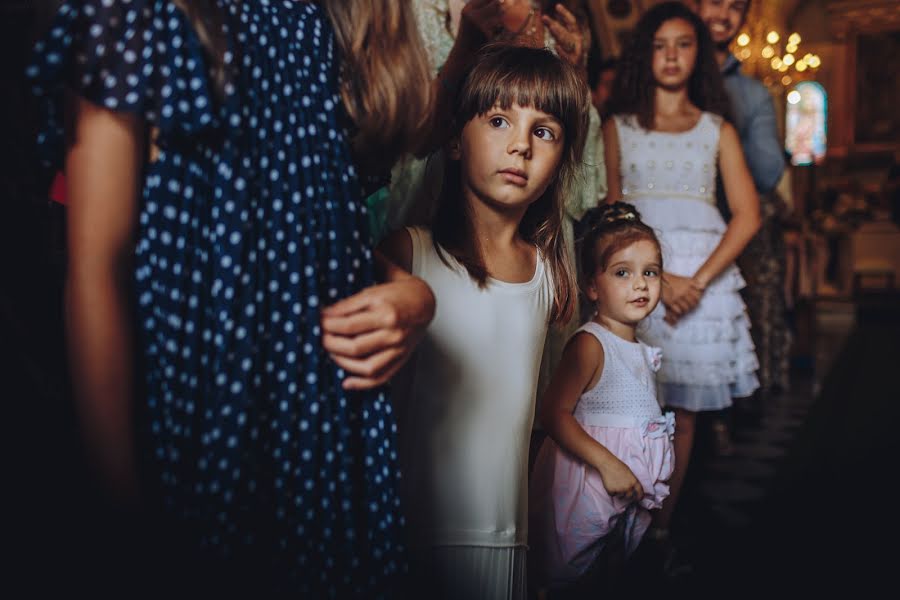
<box><xmin>578</xmin><ymin>203</ymin><xmax>662</xmax><ymax>292</ymax></box>
<box><xmin>172</xmin><ymin>0</ymin><xmax>432</xmax><ymax>171</ymax></box>
<box><xmin>432</xmin><ymin>45</ymin><xmax>590</xmax><ymax>325</ymax></box>
<box><xmin>606</xmin><ymin>1</ymin><xmax>732</xmax><ymax>129</ymax></box>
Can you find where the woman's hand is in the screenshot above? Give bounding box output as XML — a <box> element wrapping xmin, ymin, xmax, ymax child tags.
<box><xmin>321</xmin><ymin>277</ymin><xmax>435</xmax><ymax>390</ymax></box>
<box><xmin>458</xmin><ymin>0</ymin><xmax>506</xmax><ymax>41</ymax></box>
<box><xmin>597</xmin><ymin>457</ymin><xmax>645</xmax><ymax>502</ymax></box>
<box><xmin>661</xmin><ymin>273</ymin><xmax>705</xmax><ymax>325</ymax></box>
<box><xmin>543</xmin><ymin>4</ymin><xmax>585</xmax><ymax>68</ymax></box>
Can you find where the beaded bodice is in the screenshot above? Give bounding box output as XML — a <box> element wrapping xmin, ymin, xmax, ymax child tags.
<box><xmin>614</xmin><ymin>112</ymin><xmax>722</xmax><ymax>205</ymax></box>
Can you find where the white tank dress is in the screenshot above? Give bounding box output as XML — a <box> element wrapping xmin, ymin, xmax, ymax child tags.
<box><xmin>613</xmin><ymin>113</ymin><xmax>759</xmax><ymax>411</ymax></box>
<box><xmin>395</xmin><ymin>227</ymin><xmax>554</xmax><ymax>599</ymax></box>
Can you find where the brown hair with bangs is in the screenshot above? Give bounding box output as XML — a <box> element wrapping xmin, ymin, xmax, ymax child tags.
<box><xmin>578</xmin><ymin>203</ymin><xmax>662</xmax><ymax>292</ymax></box>
<box><xmin>432</xmin><ymin>44</ymin><xmax>590</xmax><ymax>325</ymax></box>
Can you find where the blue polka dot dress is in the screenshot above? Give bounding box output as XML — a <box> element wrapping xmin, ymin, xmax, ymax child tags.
<box><xmin>28</xmin><ymin>1</ymin><xmax>406</xmax><ymax>595</ymax></box>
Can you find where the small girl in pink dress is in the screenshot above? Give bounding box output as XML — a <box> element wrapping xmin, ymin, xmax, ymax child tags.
<box><xmin>529</xmin><ymin>202</ymin><xmax>675</xmax><ymax>589</ymax></box>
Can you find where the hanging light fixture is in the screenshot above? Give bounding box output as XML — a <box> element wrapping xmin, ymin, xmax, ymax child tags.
<box><xmin>733</xmin><ymin>24</ymin><xmax>821</xmax><ymax>88</ymax></box>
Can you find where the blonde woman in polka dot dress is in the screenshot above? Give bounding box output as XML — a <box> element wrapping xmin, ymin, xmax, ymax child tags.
<box><xmin>28</xmin><ymin>0</ymin><xmax>434</xmax><ymax>596</ymax></box>
<box><xmin>601</xmin><ymin>2</ymin><xmax>761</xmax><ymax>551</ymax></box>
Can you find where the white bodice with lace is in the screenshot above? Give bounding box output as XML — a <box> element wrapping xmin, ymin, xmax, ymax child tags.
<box><xmin>572</xmin><ymin>322</ymin><xmax>663</xmax><ymax>421</ymax></box>
<box><xmin>614</xmin><ymin>112</ymin><xmax>722</xmax><ymax>207</ymax></box>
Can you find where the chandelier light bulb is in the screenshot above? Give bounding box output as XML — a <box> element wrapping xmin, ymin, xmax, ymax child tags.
<box><xmin>767</xmin><ymin>31</ymin><xmax>780</xmax><ymax>44</ymax></box>
<box><xmin>783</xmin><ymin>54</ymin><xmax>796</xmax><ymax>66</ymax></box>
<box><xmin>789</xmin><ymin>33</ymin><xmax>801</xmax><ymax>44</ymax></box>
<box><xmin>787</xmin><ymin>90</ymin><xmax>801</xmax><ymax>104</ymax></box>
<box><xmin>796</xmin><ymin>60</ymin><xmax>808</xmax><ymax>72</ymax></box>
<box><xmin>786</xmin><ymin>43</ymin><xmax>799</xmax><ymax>54</ymax></box>
<box><xmin>762</xmin><ymin>45</ymin><xmax>775</xmax><ymax>59</ymax></box>
<box><xmin>737</xmin><ymin>33</ymin><xmax>751</xmax><ymax>46</ymax></box>
<box><xmin>771</xmin><ymin>57</ymin><xmax>783</xmax><ymax>69</ymax></box>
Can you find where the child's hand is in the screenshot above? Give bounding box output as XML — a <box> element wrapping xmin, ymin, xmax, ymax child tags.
<box><xmin>661</xmin><ymin>273</ymin><xmax>704</xmax><ymax>325</ymax></box>
<box><xmin>321</xmin><ymin>277</ymin><xmax>435</xmax><ymax>390</ymax></box>
<box><xmin>598</xmin><ymin>458</ymin><xmax>645</xmax><ymax>502</ymax></box>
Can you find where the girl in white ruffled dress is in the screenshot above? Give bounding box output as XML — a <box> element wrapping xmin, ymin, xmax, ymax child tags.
<box><xmin>601</xmin><ymin>2</ymin><xmax>761</xmax><ymax>547</ymax></box>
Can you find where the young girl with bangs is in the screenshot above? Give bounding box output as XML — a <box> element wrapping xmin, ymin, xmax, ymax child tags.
<box><xmin>378</xmin><ymin>44</ymin><xmax>589</xmax><ymax>599</ymax></box>
<box><xmin>602</xmin><ymin>0</ymin><xmax>761</xmax><ymax>562</ymax></box>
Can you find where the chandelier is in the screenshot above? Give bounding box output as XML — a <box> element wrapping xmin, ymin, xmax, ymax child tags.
<box><xmin>732</xmin><ymin>28</ymin><xmax>821</xmax><ymax>88</ymax></box>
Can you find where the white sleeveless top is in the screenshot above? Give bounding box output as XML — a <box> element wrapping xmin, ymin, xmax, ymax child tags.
<box><xmin>396</xmin><ymin>227</ymin><xmax>553</xmax><ymax>548</ymax></box>
<box><xmin>572</xmin><ymin>322</ymin><xmax>663</xmax><ymax>423</ymax></box>
<box><xmin>614</xmin><ymin>112</ymin><xmax>722</xmax><ymax>207</ymax></box>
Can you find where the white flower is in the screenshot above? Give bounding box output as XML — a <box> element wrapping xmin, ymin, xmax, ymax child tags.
<box><xmin>644</xmin><ymin>346</ymin><xmax>663</xmax><ymax>372</ymax></box>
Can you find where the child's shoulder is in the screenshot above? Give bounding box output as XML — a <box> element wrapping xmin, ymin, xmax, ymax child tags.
<box><xmin>701</xmin><ymin>111</ymin><xmax>725</xmax><ymax>129</ymax></box>
<box><xmin>572</xmin><ymin>322</ymin><xmax>611</xmax><ymax>352</ymax></box>
<box><xmin>606</xmin><ymin>113</ymin><xmax>637</xmax><ymax>130</ymax></box>
<box><xmin>564</xmin><ymin>325</ymin><xmax>607</xmax><ymax>369</ymax></box>
<box><xmin>404</xmin><ymin>225</ymin><xmax>433</xmax><ymax>243</ymax></box>
<box><xmin>378</xmin><ymin>226</ymin><xmax>447</xmax><ymax>276</ymax></box>
<box><xmin>378</xmin><ymin>227</ymin><xmax>426</xmax><ymax>274</ymax></box>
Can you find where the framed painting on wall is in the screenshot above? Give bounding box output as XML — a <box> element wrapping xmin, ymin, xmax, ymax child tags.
<box><xmin>786</xmin><ymin>82</ymin><xmax>828</xmax><ymax>166</ymax></box>
<box><xmin>852</xmin><ymin>31</ymin><xmax>900</xmax><ymax>150</ymax></box>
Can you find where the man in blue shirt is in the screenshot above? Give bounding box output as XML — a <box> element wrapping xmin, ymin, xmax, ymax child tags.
<box><xmin>693</xmin><ymin>0</ymin><xmax>785</xmax><ymax>214</ymax></box>
<box><xmin>691</xmin><ymin>0</ymin><xmax>789</xmax><ymax>448</ymax></box>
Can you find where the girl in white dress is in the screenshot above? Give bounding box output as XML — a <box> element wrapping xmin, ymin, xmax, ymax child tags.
<box><xmin>601</xmin><ymin>1</ymin><xmax>761</xmax><ymax>551</ymax></box>
<box><xmin>529</xmin><ymin>203</ymin><xmax>674</xmax><ymax>591</ymax></box>
<box><xmin>379</xmin><ymin>45</ymin><xmax>589</xmax><ymax>599</ymax></box>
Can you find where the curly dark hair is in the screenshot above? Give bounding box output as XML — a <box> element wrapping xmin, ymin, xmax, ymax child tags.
<box><xmin>606</xmin><ymin>1</ymin><xmax>732</xmax><ymax>129</ymax></box>
<box><xmin>577</xmin><ymin>202</ymin><xmax>662</xmax><ymax>292</ymax></box>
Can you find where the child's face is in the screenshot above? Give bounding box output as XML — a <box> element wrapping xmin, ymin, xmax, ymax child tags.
<box><xmin>651</xmin><ymin>18</ymin><xmax>698</xmax><ymax>90</ymax></box>
<box><xmin>587</xmin><ymin>239</ymin><xmax>662</xmax><ymax>327</ymax></box>
<box><xmin>452</xmin><ymin>102</ymin><xmax>565</xmax><ymax>213</ymax></box>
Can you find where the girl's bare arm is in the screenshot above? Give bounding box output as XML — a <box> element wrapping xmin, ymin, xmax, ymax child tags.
<box><xmin>65</xmin><ymin>96</ymin><xmax>143</xmax><ymax>502</ymax></box>
<box><xmin>540</xmin><ymin>332</ymin><xmax>643</xmax><ymax>498</ymax></box>
<box><xmin>692</xmin><ymin>122</ymin><xmax>761</xmax><ymax>288</ymax></box>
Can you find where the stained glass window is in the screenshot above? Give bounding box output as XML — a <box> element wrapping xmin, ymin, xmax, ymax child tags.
<box><xmin>785</xmin><ymin>81</ymin><xmax>827</xmax><ymax>166</ymax></box>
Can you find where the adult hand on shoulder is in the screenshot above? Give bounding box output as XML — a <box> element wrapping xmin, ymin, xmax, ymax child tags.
<box><xmin>543</xmin><ymin>4</ymin><xmax>585</xmax><ymax>67</ymax></box>
<box><xmin>662</xmin><ymin>273</ymin><xmax>704</xmax><ymax>325</ymax></box>
<box><xmin>321</xmin><ymin>277</ymin><xmax>436</xmax><ymax>390</ymax></box>
<box><xmin>598</xmin><ymin>457</ymin><xmax>645</xmax><ymax>502</ymax></box>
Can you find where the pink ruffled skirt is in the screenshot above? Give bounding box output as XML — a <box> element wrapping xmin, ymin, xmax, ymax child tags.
<box><xmin>528</xmin><ymin>413</ymin><xmax>675</xmax><ymax>587</ymax></box>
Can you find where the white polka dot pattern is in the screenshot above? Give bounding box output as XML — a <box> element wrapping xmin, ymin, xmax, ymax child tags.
<box><xmin>28</xmin><ymin>1</ymin><xmax>406</xmax><ymax>596</ymax></box>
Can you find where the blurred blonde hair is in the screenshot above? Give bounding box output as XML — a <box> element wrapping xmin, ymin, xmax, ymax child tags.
<box><xmin>323</xmin><ymin>1</ymin><xmax>432</xmax><ymax>173</ymax></box>
<box><xmin>173</xmin><ymin>0</ymin><xmax>432</xmax><ymax>172</ymax></box>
